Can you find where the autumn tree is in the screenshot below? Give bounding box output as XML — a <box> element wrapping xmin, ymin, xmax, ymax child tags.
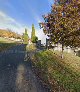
<box><xmin>40</xmin><ymin>5</ymin><xmax>68</xmax><ymax>56</ymax></box>
<box><xmin>40</xmin><ymin>0</ymin><xmax>80</xmax><ymax>57</ymax></box>
<box><xmin>56</xmin><ymin>0</ymin><xmax>80</xmax><ymax>49</ymax></box>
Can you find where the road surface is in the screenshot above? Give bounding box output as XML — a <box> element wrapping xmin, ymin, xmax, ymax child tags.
<box><xmin>0</xmin><ymin>44</ymin><xmax>50</xmax><ymax>92</ymax></box>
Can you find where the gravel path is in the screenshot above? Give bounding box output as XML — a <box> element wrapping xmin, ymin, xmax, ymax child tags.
<box><xmin>0</xmin><ymin>44</ymin><xmax>50</xmax><ymax>92</ymax></box>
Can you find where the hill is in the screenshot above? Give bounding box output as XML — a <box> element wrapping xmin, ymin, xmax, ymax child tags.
<box><xmin>0</xmin><ymin>29</ymin><xmax>21</xmax><ymax>39</ymax></box>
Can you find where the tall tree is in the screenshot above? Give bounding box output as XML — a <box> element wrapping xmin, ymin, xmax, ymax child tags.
<box><xmin>23</xmin><ymin>28</ymin><xmax>29</xmax><ymax>44</ymax></box>
<box><xmin>57</xmin><ymin>0</ymin><xmax>80</xmax><ymax>48</ymax></box>
<box><xmin>31</xmin><ymin>24</ymin><xmax>35</xmax><ymax>41</ymax></box>
<box><xmin>31</xmin><ymin>24</ymin><xmax>38</xmax><ymax>43</ymax></box>
<box><xmin>40</xmin><ymin>0</ymin><xmax>80</xmax><ymax>57</ymax></box>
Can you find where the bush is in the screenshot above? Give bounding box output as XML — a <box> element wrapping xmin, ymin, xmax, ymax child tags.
<box><xmin>26</xmin><ymin>44</ymin><xmax>37</xmax><ymax>51</ymax></box>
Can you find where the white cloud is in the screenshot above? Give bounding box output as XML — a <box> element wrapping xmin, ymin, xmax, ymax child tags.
<box><xmin>0</xmin><ymin>11</ymin><xmax>15</xmax><ymax>23</ymax></box>
<box><xmin>0</xmin><ymin>11</ymin><xmax>24</xmax><ymax>34</ymax></box>
<box><xmin>0</xmin><ymin>11</ymin><xmax>47</xmax><ymax>43</ymax></box>
<box><xmin>36</xmin><ymin>29</ymin><xmax>47</xmax><ymax>44</ymax></box>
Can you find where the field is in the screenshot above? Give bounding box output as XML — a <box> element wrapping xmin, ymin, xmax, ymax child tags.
<box><xmin>0</xmin><ymin>37</ymin><xmax>10</xmax><ymax>43</ymax></box>
<box><xmin>0</xmin><ymin>37</ymin><xmax>17</xmax><ymax>52</ymax></box>
<box><xmin>31</xmin><ymin>50</ymin><xmax>80</xmax><ymax>92</ymax></box>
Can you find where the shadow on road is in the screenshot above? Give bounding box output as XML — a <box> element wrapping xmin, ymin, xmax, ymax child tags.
<box><xmin>0</xmin><ymin>44</ymin><xmax>50</xmax><ymax>92</ymax></box>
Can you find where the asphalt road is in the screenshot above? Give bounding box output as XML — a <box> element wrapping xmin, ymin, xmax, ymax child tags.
<box><xmin>0</xmin><ymin>44</ymin><xmax>50</xmax><ymax>92</ymax></box>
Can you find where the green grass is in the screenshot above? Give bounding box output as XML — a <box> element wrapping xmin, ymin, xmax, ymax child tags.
<box><xmin>0</xmin><ymin>37</ymin><xmax>14</xmax><ymax>43</ymax></box>
<box><xmin>0</xmin><ymin>37</ymin><xmax>18</xmax><ymax>52</ymax></box>
<box><xmin>0</xmin><ymin>37</ymin><xmax>21</xmax><ymax>52</ymax></box>
<box><xmin>0</xmin><ymin>43</ymin><xmax>17</xmax><ymax>52</ymax></box>
<box><xmin>31</xmin><ymin>50</ymin><xmax>80</xmax><ymax>92</ymax></box>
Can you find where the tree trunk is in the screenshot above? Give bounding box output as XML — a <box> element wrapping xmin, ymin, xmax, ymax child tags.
<box><xmin>61</xmin><ymin>44</ymin><xmax>64</xmax><ymax>59</ymax></box>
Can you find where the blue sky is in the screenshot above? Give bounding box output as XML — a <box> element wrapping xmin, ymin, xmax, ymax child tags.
<box><xmin>0</xmin><ymin>0</ymin><xmax>54</xmax><ymax>42</ymax></box>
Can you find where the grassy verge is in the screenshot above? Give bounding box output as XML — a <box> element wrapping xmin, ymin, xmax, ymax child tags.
<box><xmin>0</xmin><ymin>37</ymin><xmax>21</xmax><ymax>52</ymax></box>
<box><xmin>0</xmin><ymin>43</ymin><xmax>17</xmax><ymax>52</ymax></box>
<box><xmin>0</xmin><ymin>37</ymin><xmax>15</xmax><ymax>43</ymax></box>
<box><xmin>31</xmin><ymin>50</ymin><xmax>80</xmax><ymax>92</ymax></box>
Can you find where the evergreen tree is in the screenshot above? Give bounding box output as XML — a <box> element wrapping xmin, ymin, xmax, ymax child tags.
<box><xmin>31</xmin><ymin>24</ymin><xmax>38</xmax><ymax>43</ymax></box>
<box><xmin>32</xmin><ymin>36</ymin><xmax>38</xmax><ymax>43</ymax></box>
<box><xmin>31</xmin><ymin>24</ymin><xmax>35</xmax><ymax>41</ymax></box>
<box><xmin>23</xmin><ymin>28</ymin><xmax>29</xmax><ymax>44</ymax></box>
